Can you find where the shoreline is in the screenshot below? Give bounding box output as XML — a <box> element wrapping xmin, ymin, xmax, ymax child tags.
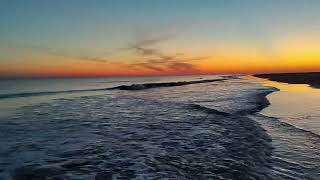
<box><xmin>251</xmin><ymin>77</ymin><xmax>320</xmax><ymax>137</ymax></box>
<box><xmin>254</xmin><ymin>74</ymin><xmax>320</xmax><ymax>136</ymax></box>
<box><xmin>254</xmin><ymin>72</ymin><xmax>320</xmax><ymax>88</ymax></box>
<box><xmin>248</xmin><ymin>78</ymin><xmax>320</xmax><ymax>179</ymax></box>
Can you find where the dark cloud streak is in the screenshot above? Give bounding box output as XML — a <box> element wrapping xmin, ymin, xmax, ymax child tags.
<box><xmin>120</xmin><ymin>35</ymin><xmax>208</xmax><ymax>72</ymax></box>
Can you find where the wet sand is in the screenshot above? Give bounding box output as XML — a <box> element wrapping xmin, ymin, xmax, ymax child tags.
<box><xmin>254</xmin><ymin>72</ymin><xmax>320</xmax><ymax>88</ymax></box>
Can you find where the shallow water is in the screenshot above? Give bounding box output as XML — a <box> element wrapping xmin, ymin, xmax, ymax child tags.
<box><xmin>249</xmin><ymin>76</ymin><xmax>320</xmax><ymax>179</ymax></box>
<box><xmin>0</xmin><ymin>75</ymin><xmax>319</xmax><ymax>179</ymax></box>
<box><xmin>256</xmin><ymin>77</ymin><xmax>320</xmax><ymax>135</ymax></box>
<box><xmin>250</xmin><ymin>114</ymin><xmax>320</xmax><ymax>179</ymax></box>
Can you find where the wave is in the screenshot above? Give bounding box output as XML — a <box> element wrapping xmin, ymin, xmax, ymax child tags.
<box><xmin>279</xmin><ymin>120</ymin><xmax>320</xmax><ymax>137</ymax></box>
<box><xmin>256</xmin><ymin>113</ymin><xmax>320</xmax><ymax>138</ymax></box>
<box><xmin>184</xmin><ymin>87</ymin><xmax>277</xmax><ymax>117</ymax></box>
<box><xmin>0</xmin><ymin>78</ymin><xmax>229</xmax><ymax>99</ymax></box>
<box><xmin>0</xmin><ymin>88</ymin><xmax>110</xmax><ymax>99</ymax></box>
<box><xmin>110</xmin><ymin>78</ymin><xmax>228</xmax><ymax>90</ymax></box>
<box><xmin>185</xmin><ymin>104</ymin><xmax>231</xmax><ymax>116</ymax></box>
<box><xmin>237</xmin><ymin>88</ymin><xmax>279</xmax><ymax>115</ymax></box>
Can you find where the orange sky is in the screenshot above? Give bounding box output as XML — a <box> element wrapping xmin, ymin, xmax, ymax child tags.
<box><xmin>2</xmin><ymin>37</ymin><xmax>320</xmax><ymax>77</ymax></box>
<box><xmin>1</xmin><ymin>1</ymin><xmax>320</xmax><ymax>77</ymax></box>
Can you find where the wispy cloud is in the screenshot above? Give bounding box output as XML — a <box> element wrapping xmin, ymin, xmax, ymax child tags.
<box><xmin>32</xmin><ymin>47</ymin><xmax>110</xmax><ymax>63</ymax></box>
<box><xmin>131</xmin><ymin>48</ymin><xmax>207</xmax><ymax>72</ymax></box>
<box><xmin>9</xmin><ymin>31</ymin><xmax>208</xmax><ymax>73</ymax></box>
<box><xmin>140</xmin><ymin>64</ymin><xmax>166</xmax><ymax>72</ymax></box>
<box><xmin>121</xmin><ymin>35</ymin><xmax>208</xmax><ymax>72</ymax></box>
<box><xmin>168</xmin><ymin>62</ymin><xmax>197</xmax><ymax>71</ymax></box>
<box><xmin>2</xmin><ymin>42</ymin><xmax>112</xmax><ymax>63</ymax></box>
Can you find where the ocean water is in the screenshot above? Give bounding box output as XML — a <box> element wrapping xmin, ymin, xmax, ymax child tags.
<box><xmin>0</xmin><ymin>75</ymin><xmax>319</xmax><ymax>179</ymax></box>
<box><xmin>259</xmin><ymin>79</ymin><xmax>320</xmax><ymax>135</ymax></box>
<box><xmin>248</xmin><ymin>77</ymin><xmax>320</xmax><ymax>179</ymax></box>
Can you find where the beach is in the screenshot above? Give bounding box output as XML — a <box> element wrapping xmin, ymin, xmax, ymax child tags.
<box><xmin>254</xmin><ymin>72</ymin><xmax>320</xmax><ymax>88</ymax></box>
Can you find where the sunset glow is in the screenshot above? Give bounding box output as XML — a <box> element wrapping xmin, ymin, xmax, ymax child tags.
<box><xmin>1</xmin><ymin>0</ymin><xmax>320</xmax><ymax>77</ymax></box>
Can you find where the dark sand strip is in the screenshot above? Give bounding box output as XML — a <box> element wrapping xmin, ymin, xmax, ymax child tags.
<box><xmin>254</xmin><ymin>72</ymin><xmax>320</xmax><ymax>88</ymax></box>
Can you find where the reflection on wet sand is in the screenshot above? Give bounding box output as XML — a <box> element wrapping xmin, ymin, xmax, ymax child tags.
<box><xmin>251</xmin><ymin>76</ymin><xmax>320</xmax><ymax>135</ymax></box>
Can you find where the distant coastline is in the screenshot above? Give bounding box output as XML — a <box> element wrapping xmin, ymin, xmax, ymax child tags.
<box><xmin>254</xmin><ymin>72</ymin><xmax>320</xmax><ymax>88</ymax></box>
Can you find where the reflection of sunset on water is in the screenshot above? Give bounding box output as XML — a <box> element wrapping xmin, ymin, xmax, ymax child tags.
<box><xmin>251</xmin><ymin>76</ymin><xmax>320</xmax><ymax>135</ymax></box>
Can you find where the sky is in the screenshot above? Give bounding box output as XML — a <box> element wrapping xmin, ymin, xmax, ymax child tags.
<box><xmin>1</xmin><ymin>0</ymin><xmax>320</xmax><ymax>77</ymax></box>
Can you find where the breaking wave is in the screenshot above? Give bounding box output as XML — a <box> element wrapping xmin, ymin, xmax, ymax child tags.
<box><xmin>0</xmin><ymin>88</ymin><xmax>109</xmax><ymax>99</ymax></box>
<box><xmin>0</xmin><ymin>78</ymin><xmax>228</xmax><ymax>99</ymax></box>
<box><xmin>110</xmin><ymin>78</ymin><xmax>228</xmax><ymax>90</ymax></box>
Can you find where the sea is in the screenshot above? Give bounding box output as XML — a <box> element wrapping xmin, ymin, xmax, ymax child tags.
<box><xmin>0</xmin><ymin>75</ymin><xmax>319</xmax><ymax>179</ymax></box>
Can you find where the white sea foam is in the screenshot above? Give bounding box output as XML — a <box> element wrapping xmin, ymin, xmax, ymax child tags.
<box><xmin>0</xmin><ymin>76</ymin><xmax>319</xmax><ymax>179</ymax></box>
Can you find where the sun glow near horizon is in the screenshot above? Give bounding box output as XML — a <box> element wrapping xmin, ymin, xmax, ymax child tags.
<box><xmin>1</xmin><ymin>0</ymin><xmax>320</xmax><ymax>77</ymax></box>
